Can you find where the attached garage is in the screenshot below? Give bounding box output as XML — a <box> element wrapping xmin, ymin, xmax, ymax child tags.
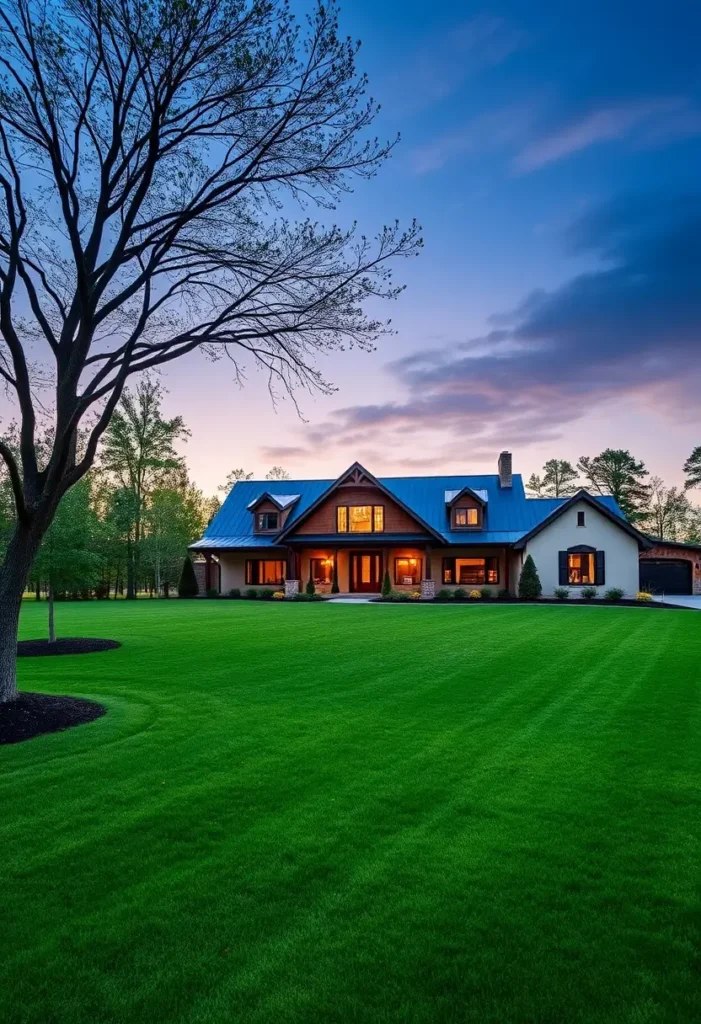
<box><xmin>639</xmin><ymin>558</ymin><xmax>692</xmax><ymax>595</ymax></box>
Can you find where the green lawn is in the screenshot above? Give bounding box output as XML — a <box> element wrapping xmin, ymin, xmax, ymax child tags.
<box><xmin>2</xmin><ymin>601</ymin><xmax>700</xmax><ymax>1024</ymax></box>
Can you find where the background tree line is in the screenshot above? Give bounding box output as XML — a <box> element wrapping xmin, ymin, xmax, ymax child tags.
<box><xmin>0</xmin><ymin>378</ymin><xmax>292</xmax><ymax>606</ymax></box>
<box><xmin>527</xmin><ymin>450</ymin><xmax>701</xmax><ymax>541</ymax></box>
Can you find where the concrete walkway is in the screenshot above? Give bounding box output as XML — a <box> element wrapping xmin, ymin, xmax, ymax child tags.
<box><xmin>653</xmin><ymin>594</ymin><xmax>701</xmax><ymax>610</ymax></box>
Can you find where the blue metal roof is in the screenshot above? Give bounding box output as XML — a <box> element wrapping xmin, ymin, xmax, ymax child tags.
<box><xmin>193</xmin><ymin>474</ymin><xmax>627</xmax><ymax>549</ymax></box>
<box><xmin>189</xmin><ymin>535</ymin><xmax>287</xmax><ymax>550</ymax></box>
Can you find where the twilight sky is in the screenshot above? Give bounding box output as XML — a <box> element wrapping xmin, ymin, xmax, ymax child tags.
<box><xmin>56</xmin><ymin>1</ymin><xmax>701</xmax><ymax>492</ymax></box>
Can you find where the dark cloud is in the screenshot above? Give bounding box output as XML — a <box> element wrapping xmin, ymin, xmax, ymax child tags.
<box><xmin>284</xmin><ymin>193</ymin><xmax>701</xmax><ymax>467</ymax></box>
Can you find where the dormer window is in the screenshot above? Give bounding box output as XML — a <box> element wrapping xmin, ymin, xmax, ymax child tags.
<box><xmin>257</xmin><ymin>511</ymin><xmax>279</xmax><ymax>532</ymax></box>
<box><xmin>454</xmin><ymin>507</ymin><xmax>478</xmax><ymax>528</ymax></box>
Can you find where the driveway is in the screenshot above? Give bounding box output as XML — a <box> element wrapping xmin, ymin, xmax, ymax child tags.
<box><xmin>654</xmin><ymin>595</ymin><xmax>701</xmax><ymax>610</ymax></box>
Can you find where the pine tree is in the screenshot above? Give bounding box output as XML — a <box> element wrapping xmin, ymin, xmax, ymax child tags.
<box><xmin>577</xmin><ymin>449</ymin><xmax>650</xmax><ymax>522</ymax></box>
<box><xmin>178</xmin><ymin>557</ymin><xmax>199</xmax><ymax>598</ymax></box>
<box><xmin>542</xmin><ymin>459</ymin><xmax>579</xmax><ymax>497</ymax></box>
<box><xmin>518</xmin><ymin>555</ymin><xmax>542</xmax><ymax>600</ymax></box>
<box><xmin>683</xmin><ymin>447</ymin><xmax>701</xmax><ymax>491</ymax></box>
<box><xmin>331</xmin><ymin>561</ymin><xmax>340</xmax><ymax>594</ymax></box>
<box><xmin>381</xmin><ymin>569</ymin><xmax>392</xmax><ymax>597</ymax></box>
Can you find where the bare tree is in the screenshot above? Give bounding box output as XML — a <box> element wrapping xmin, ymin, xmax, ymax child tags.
<box><xmin>219</xmin><ymin>467</ymin><xmax>253</xmax><ymax>492</ymax></box>
<box><xmin>0</xmin><ymin>0</ymin><xmax>421</xmax><ymax>701</ymax></box>
<box><xmin>265</xmin><ymin>465</ymin><xmax>289</xmax><ymax>480</ymax></box>
<box><xmin>639</xmin><ymin>476</ymin><xmax>692</xmax><ymax>541</ymax></box>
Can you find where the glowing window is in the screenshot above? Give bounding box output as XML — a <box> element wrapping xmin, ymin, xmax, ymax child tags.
<box><xmin>568</xmin><ymin>552</ymin><xmax>594</xmax><ymax>585</ymax></box>
<box><xmin>395</xmin><ymin>557</ymin><xmax>421</xmax><ymax>585</ymax></box>
<box><xmin>454</xmin><ymin>507</ymin><xmax>478</xmax><ymax>527</ymax></box>
<box><xmin>310</xmin><ymin>558</ymin><xmax>334</xmax><ymax>585</ymax></box>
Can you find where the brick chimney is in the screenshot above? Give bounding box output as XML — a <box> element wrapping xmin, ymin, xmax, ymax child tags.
<box><xmin>498</xmin><ymin>451</ymin><xmax>512</xmax><ymax>488</ymax></box>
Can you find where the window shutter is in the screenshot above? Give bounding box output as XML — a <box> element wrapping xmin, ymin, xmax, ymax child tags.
<box><xmin>558</xmin><ymin>551</ymin><xmax>568</xmax><ymax>586</ymax></box>
<box><xmin>595</xmin><ymin>550</ymin><xmax>605</xmax><ymax>586</ymax></box>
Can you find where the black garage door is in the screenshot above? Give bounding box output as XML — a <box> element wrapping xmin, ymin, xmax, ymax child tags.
<box><xmin>639</xmin><ymin>559</ymin><xmax>692</xmax><ymax>594</ymax></box>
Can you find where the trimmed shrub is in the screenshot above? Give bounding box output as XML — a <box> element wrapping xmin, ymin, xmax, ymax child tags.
<box><xmin>581</xmin><ymin>587</ymin><xmax>597</xmax><ymax>600</ymax></box>
<box><xmin>497</xmin><ymin>588</ymin><xmax>511</xmax><ymax>600</ymax></box>
<box><xmin>479</xmin><ymin>587</ymin><xmax>491</xmax><ymax>600</ymax></box>
<box><xmin>273</xmin><ymin>591</ymin><xmax>285</xmax><ymax>600</ymax></box>
<box><xmin>331</xmin><ymin>562</ymin><xmax>340</xmax><ymax>594</ymax></box>
<box><xmin>453</xmin><ymin>587</ymin><xmax>467</xmax><ymax>601</ymax></box>
<box><xmin>244</xmin><ymin>588</ymin><xmax>258</xmax><ymax>599</ymax></box>
<box><xmin>604</xmin><ymin>587</ymin><xmax>625</xmax><ymax>602</ymax></box>
<box><xmin>436</xmin><ymin>589</ymin><xmax>454</xmax><ymax>601</ymax></box>
<box><xmin>469</xmin><ymin>589</ymin><xmax>482</xmax><ymax>600</ymax></box>
<box><xmin>228</xmin><ymin>588</ymin><xmax>241</xmax><ymax>599</ymax></box>
<box><xmin>178</xmin><ymin>556</ymin><xmax>199</xmax><ymax>598</ymax></box>
<box><xmin>636</xmin><ymin>590</ymin><xmax>653</xmax><ymax>602</ymax></box>
<box><xmin>305</xmin><ymin>568</ymin><xmax>315</xmax><ymax>596</ymax></box>
<box><xmin>518</xmin><ymin>555</ymin><xmax>542</xmax><ymax>600</ymax></box>
<box><xmin>292</xmin><ymin>592</ymin><xmax>323</xmax><ymax>602</ymax></box>
<box><xmin>205</xmin><ymin>588</ymin><xmax>219</xmax><ymax>599</ymax></box>
<box><xmin>259</xmin><ymin>589</ymin><xmax>275</xmax><ymax>600</ymax></box>
<box><xmin>381</xmin><ymin>569</ymin><xmax>392</xmax><ymax>597</ymax></box>
<box><xmin>411</xmin><ymin>591</ymin><xmax>421</xmax><ymax>600</ymax></box>
<box><xmin>554</xmin><ymin>587</ymin><xmax>570</xmax><ymax>600</ymax></box>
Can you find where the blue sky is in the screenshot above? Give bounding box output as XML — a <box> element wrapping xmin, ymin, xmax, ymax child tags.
<box><xmin>131</xmin><ymin>1</ymin><xmax>701</xmax><ymax>490</ymax></box>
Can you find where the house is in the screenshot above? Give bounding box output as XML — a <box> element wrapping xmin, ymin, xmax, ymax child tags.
<box><xmin>190</xmin><ymin>452</ymin><xmax>650</xmax><ymax>597</ymax></box>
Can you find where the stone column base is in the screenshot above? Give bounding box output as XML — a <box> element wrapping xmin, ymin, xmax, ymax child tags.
<box><xmin>284</xmin><ymin>579</ymin><xmax>300</xmax><ymax>599</ymax></box>
<box><xmin>420</xmin><ymin>580</ymin><xmax>435</xmax><ymax>601</ymax></box>
<box><xmin>193</xmin><ymin>560</ymin><xmax>207</xmax><ymax>596</ymax></box>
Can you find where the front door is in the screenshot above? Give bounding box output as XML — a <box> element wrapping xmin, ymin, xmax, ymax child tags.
<box><xmin>350</xmin><ymin>552</ymin><xmax>382</xmax><ymax>593</ymax></box>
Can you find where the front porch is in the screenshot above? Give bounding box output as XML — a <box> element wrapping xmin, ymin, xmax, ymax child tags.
<box><xmin>199</xmin><ymin>543</ymin><xmax>516</xmax><ymax>597</ymax></box>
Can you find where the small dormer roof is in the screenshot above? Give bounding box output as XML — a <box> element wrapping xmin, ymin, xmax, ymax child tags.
<box><xmin>444</xmin><ymin>487</ymin><xmax>488</xmax><ymax>506</ymax></box>
<box><xmin>246</xmin><ymin>491</ymin><xmax>301</xmax><ymax>512</ymax></box>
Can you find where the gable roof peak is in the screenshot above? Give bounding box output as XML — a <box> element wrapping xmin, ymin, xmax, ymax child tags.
<box><xmin>276</xmin><ymin>460</ymin><xmax>445</xmax><ymax>543</ymax></box>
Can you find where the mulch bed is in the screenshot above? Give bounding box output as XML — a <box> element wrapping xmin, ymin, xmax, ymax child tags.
<box><xmin>17</xmin><ymin>637</ymin><xmax>121</xmax><ymax>657</ymax></box>
<box><xmin>0</xmin><ymin>692</ymin><xmax>106</xmax><ymax>745</ymax></box>
<box><xmin>373</xmin><ymin>598</ymin><xmax>692</xmax><ymax>609</ymax></box>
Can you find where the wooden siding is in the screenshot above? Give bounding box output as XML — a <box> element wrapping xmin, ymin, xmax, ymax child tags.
<box><xmin>289</xmin><ymin>484</ymin><xmax>422</xmax><ymax>536</ymax></box>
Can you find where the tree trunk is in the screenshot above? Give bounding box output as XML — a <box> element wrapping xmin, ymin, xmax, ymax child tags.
<box><xmin>0</xmin><ymin>523</ymin><xmax>43</xmax><ymax>704</ymax></box>
<box><xmin>126</xmin><ymin>534</ymin><xmax>136</xmax><ymax>599</ymax></box>
<box><xmin>48</xmin><ymin>583</ymin><xmax>56</xmax><ymax>644</ymax></box>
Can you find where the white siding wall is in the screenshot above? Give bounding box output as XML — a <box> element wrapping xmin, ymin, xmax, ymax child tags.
<box><xmin>219</xmin><ymin>553</ymin><xmax>248</xmax><ymax>592</ymax></box>
<box><xmin>524</xmin><ymin>500</ymin><xmax>640</xmax><ymax>597</ymax></box>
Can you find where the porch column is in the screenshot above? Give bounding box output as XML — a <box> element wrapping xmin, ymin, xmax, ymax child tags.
<box><xmin>285</xmin><ymin>546</ymin><xmax>300</xmax><ymax>599</ymax></box>
<box><xmin>421</xmin><ymin>544</ymin><xmax>435</xmax><ymax>601</ymax></box>
<box><xmin>204</xmin><ymin>553</ymin><xmax>212</xmax><ymax>591</ymax></box>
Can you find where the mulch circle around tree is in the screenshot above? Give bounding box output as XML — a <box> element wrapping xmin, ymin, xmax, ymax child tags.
<box><xmin>17</xmin><ymin>637</ymin><xmax>121</xmax><ymax>657</ymax></box>
<box><xmin>0</xmin><ymin>692</ymin><xmax>106</xmax><ymax>745</ymax></box>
